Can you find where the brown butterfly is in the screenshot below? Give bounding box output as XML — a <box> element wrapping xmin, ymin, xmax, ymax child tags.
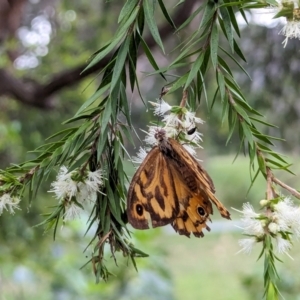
<box><xmin>127</xmin><ymin>129</ymin><xmax>230</xmax><ymax>237</ymax></box>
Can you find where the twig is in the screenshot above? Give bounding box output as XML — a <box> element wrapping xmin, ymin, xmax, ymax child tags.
<box><xmin>180</xmin><ymin>90</ymin><xmax>188</xmax><ymax>108</ymax></box>
<box><xmin>266</xmin><ymin>167</ymin><xmax>275</xmax><ymax>200</ymax></box>
<box><xmin>272</xmin><ymin>176</ymin><xmax>300</xmax><ymax>199</ymax></box>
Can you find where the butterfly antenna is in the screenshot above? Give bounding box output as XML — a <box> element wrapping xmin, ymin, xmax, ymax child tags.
<box><xmin>155</xmin><ymin>87</ymin><xmax>166</xmax><ymax>130</ymax></box>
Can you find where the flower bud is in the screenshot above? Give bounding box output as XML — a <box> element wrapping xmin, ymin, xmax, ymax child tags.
<box><xmin>268</xmin><ymin>222</ymin><xmax>279</xmax><ymax>234</ymax></box>
<box><xmin>260</xmin><ymin>199</ymin><xmax>269</xmax><ymax>207</ymax></box>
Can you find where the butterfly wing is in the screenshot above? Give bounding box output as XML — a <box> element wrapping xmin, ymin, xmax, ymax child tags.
<box><xmin>166</xmin><ymin>161</ymin><xmax>213</xmax><ymax>237</ymax></box>
<box><xmin>127</xmin><ymin>147</ymin><xmax>180</xmax><ymax>229</ymax></box>
<box><xmin>168</xmin><ymin>138</ymin><xmax>231</xmax><ymax>220</ymax></box>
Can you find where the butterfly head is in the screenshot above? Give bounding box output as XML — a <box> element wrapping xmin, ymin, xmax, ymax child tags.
<box><xmin>154</xmin><ymin>128</ymin><xmax>167</xmax><ymax>142</ymax></box>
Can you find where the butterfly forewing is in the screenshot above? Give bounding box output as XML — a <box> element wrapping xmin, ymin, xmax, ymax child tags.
<box><xmin>127</xmin><ymin>147</ymin><xmax>180</xmax><ymax>229</ymax></box>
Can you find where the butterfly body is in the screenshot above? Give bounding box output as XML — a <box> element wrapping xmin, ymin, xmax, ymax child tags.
<box><xmin>127</xmin><ymin>129</ymin><xmax>230</xmax><ymax>237</ymax></box>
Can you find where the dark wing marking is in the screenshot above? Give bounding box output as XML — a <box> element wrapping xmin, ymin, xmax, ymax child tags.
<box><xmin>127</xmin><ymin>147</ymin><xmax>180</xmax><ymax>229</ymax></box>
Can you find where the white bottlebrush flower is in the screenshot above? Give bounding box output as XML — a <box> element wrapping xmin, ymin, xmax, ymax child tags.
<box><xmin>144</xmin><ymin>126</ymin><xmax>163</xmax><ymax>146</ymax></box>
<box><xmin>164</xmin><ymin>126</ymin><xmax>179</xmax><ymax>138</ymax></box>
<box><xmin>55</xmin><ymin>166</ymin><xmax>69</xmax><ymax>181</ymax></box>
<box><xmin>290</xmin><ymin>207</ymin><xmax>300</xmax><ymax>238</ymax></box>
<box><xmin>275</xmin><ymin>197</ymin><xmax>296</xmax><ymax>219</ymax></box>
<box><xmin>234</xmin><ymin>203</ymin><xmax>265</xmax><ymax>237</ymax></box>
<box><xmin>240</xmin><ymin>202</ymin><xmax>260</xmax><ymax>219</ymax></box>
<box><xmin>184</xmin><ymin>111</ymin><xmax>204</xmax><ymax>125</ymax></box>
<box><xmin>275</xmin><ymin>236</ymin><xmax>292</xmax><ymax>257</ymax></box>
<box><xmin>131</xmin><ymin>147</ymin><xmax>148</xmax><ymax>164</ymax></box>
<box><xmin>149</xmin><ymin>100</ymin><xmax>172</xmax><ymax>116</ymax></box>
<box><xmin>49</xmin><ymin>166</ymin><xmax>78</xmax><ymax>200</ymax></box>
<box><xmin>63</xmin><ymin>201</ymin><xmax>83</xmax><ymax>221</ymax></box>
<box><xmin>162</xmin><ymin>113</ymin><xmax>182</xmax><ymax>128</ymax></box>
<box><xmin>0</xmin><ymin>193</ymin><xmax>21</xmax><ymax>215</ymax></box>
<box><xmin>243</xmin><ymin>218</ymin><xmax>265</xmax><ymax>236</ymax></box>
<box><xmin>182</xmin><ymin>143</ymin><xmax>197</xmax><ymax>156</ymax></box>
<box><xmin>273</xmin><ymin>197</ymin><xmax>300</xmax><ymax>237</ymax></box>
<box><xmin>85</xmin><ymin>170</ymin><xmax>103</xmax><ymax>192</ymax></box>
<box><xmin>50</xmin><ymin>167</ymin><xmax>103</xmax><ymax>202</ymax></box>
<box><xmin>185</xmin><ymin>130</ymin><xmax>203</xmax><ymax>146</ymax></box>
<box><xmin>279</xmin><ymin>20</ymin><xmax>300</xmax><ymax>47</ymax></box>
<box><xmin>76</xmin><ymin>182</ymin><xmax>97</xmax><ymax>204</ymax></box>
<box><xmin>237</xmin><ymin>238</ymin><xmax>257</xmax><ymax>254</ymax></box>
<box><xmin>144</xmin><ymin>126</ymin><xmax>177</xmax><ymax>145</ymax></box>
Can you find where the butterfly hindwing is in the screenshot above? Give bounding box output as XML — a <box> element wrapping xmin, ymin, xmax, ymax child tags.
<box><xmin>127</xmin><ymin>147</ymin><xmax>180</xmax><ymax>229</ymax></box>
<box><xmin>168</xmin><ymin>138</ymin><xmax>231</xmax><ymax>220</ymax></box>
<box><xmin>166</xmin><ymin>161</ymin><xmax>213</xmax><ymax>237</ymax></box>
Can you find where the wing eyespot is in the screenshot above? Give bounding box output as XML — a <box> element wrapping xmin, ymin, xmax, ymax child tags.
<box><xmin>197</xmin><ymin>206</ymin><xmax>205</xmax><ymax>216</ymax></box>
<box><xmin>136</xmin><ymin>204</ymin><xmax>144</xmax><ymax>216</ymax></box>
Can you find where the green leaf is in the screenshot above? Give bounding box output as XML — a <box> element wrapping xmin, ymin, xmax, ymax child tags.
<box><xmin>100</xmin><ymin>97</ymin><xmax>112</xmax><ymax>133</ymax></box>
<box><xmin>199</xmin><ymin>1</ymin><xmax>215</xmax><ymax>29</ymax></box>
<box><xmin>217</xmin><ymin>72</ymin><xmax>225</xmax><ymax>102</ymax></box>
<box><xmin>221</xmin><ymin>94</ymin><xmax>228</xmax><ymax>124</ymax></box>
<box><xmin>218</xmin><ymin>6</ymin><xmax>234</xmax><ymax>51</ymax></box>
<box><xmin>119</xmin><ymin>124</ymin><xmax>135</xmax><ymax>146</ymax></box>
<box><xmin>97</xmin><ymin>130</ymin><xmax>108</xmax><ymax>162</ymax></box>
<box><xmin>46</xmin><ymin>127</ymin><xmax>77</xmax><ymax>141</ymax></box>
<box><xmin>210</xmin><ymin>86</ymin><xmax>219</xmax><ymax>110</ymax></box>
<box><xmin>219</xmin><ymin>46</ymin><xmax>251</xmax><ymax>79</ymax></box>
<box><xmin>137</xmin><ymin>5</ymin><xmax>145</xmax><ymax>33</ymax></box>
<box><xmin>144</xmin><ymin>0</ymin><xmax>165</xmax><ymax>53</ymax></box>
<box><xmin>210</xmin><ymin>23</ymin><xmax>219</xmax><ymax>69</ymax></box>
<box><xmin>248</xmin><ymin>142</ymin><xmax>256</xmax><ymax>166</ymax></box>
<box><xmin>158</xmin><ymin>0</ymin><xmax>176</xmax><ymax>28</ymax></box>
<box><xmin>239</xmin><ymin>8</ymin><xmax>248</xmax><ymax>24</ymax></box>
<box><xmin>168</xmin><ymin>73</ymin><xmax>189</xmax><ymax>94</ymax></box>
<box><xmin>83</xmin><ymin>6</ymin><xmax>140</xmax><ymax>72</ymax></box>
<box><xmin>128</xmin><ymin>41</ymin><xmax>137</xmax><ymax>92</ymax></box>
<box><xmin>198</xmin><ymin>70</ymin><xmax>208</xmax><ymax>106</ymax></box>
<box><xmin>106</xmin><ymin>184</ymin><xmax>124</xmax><ymax>226</ymax></box>
<box><xmin>118</xmin><ymin>0</ymin><xmax>139</xmax><ymax>23</ymax></box>
<box><xmin>110</xmin><ymin>36</ymin><xmax>130</xmax><ymax>92</ymax></box>
<box><xmin>234</xmin><ymin>104</ymin><xmax>252</xmax><ymax>124</ymax></box>
<box><xmin>226</xmin><ymin>110</ymin><xmax>237</xmax><ymax>145</ymax></box>
<box><xmin>171</xmin><ymin>46</ymin><xmax>202</xmax><ymax>67</ymax></box>
<box><xmin>184</xmin><ymin>53</ymin><xmax>204</xmax><ymax>89</ymax></box>
<box><xmin>257</xmin><ymin>152</ymin><xmax>267</xmax><ymax>176</ymax></box>
<box><xmin>249</xmin><ymin>117</ymin><xmax>277</xmax><ymax>128</ymax></box>
<box><xmin>218</xmin><ymin>56</ymin><xmax>233</xmax><ymax>76</ymax></box>
<box><xmin>139</xmin><ymin>34</ymin><xmax>166</xmax><ymax>80</ymax></box>
<box><xmin>241</xmin><ymin>121</ymin><xmax>254</xmax><ymax>148</ymax></box>
<box><xmin>233</xmin><ymin>39</ymin><xmax>246</xmax><ymax>62</ymax></box>
<box><xmin>75</xmin><ymin>84</ymin><xmax>110</xmax><ymax>116</ymax></box>
<box><xmin>234</xmin><ymin>98</ymin><xmax>263</xmax><ymax>117</ymax></box>
<box><xmin>257</xmin><ymin>143</ymin><xmax>288</xmax><ymax>164</ymax></box>
<box><xmin>83</xmin><ymin>40</ymin><xmax>122</xmax><ymax>73</ymax></box>
<box><xmin>175</xmin><ymin>3</ymin><xmax>205</xmax><ymax>32</ymax></box>
<box><xmin>226</xmin><ymin>4</ymin><xmax>240</xmax><ymax>37</ymax></box>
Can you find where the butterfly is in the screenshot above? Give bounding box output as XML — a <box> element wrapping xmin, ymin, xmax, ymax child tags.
<box><xmin>127</xmin><ymin>128</ymin><xmax>231</xmax><ymax>237</ymax></box>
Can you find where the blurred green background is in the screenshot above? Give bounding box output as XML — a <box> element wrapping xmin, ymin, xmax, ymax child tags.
<box><xmin>0</xmin><ymin>0</ymin><xmax>300</xmax><ymax>299</ymax></box>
